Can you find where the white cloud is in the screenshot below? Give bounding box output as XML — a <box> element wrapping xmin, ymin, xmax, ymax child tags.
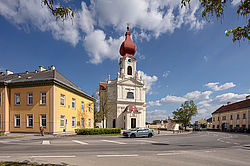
<box><xmin>203</xmin><ymin>56</ymin><xmax>208</xmax><ymax>62</ymax></box>
<box><xmin>213</xmin><ymin>93</ymin><xmax>249</xmax><ymax>105</ymax></box>
<box><xmin>138</xmin><ymin>71</ymin><xmax>158</xmax><ymax>94</ymax></box>
<box><xmin>162</xmin><ymin>71</ymin><xmax>170</xmax><ymax>78</ymax></box>
<box><xmin>205</xmin><ymin>82</ymin><xmax>236</xmax><ymax>91</ymax></box>
<box><xmin>146</xmin><ymin>109</ymin><xmax>169</xmax><ymax>122</ymax></box>
<box><xmin>147</xmin><ymin>100</ymin><xmax>162</xmax><ymax>107</ymax></box>
<box><xmin>161</xmin><ymin>95</ymin><xmax>187</xmax><ymax>104</ymax></box>
<box><xmin>232</xmin><ymin>0</ymin><xmax>241</xmax><ymax>6</ymax></box>
<box><xmin>184</xmin><ymin>91</ymin><xmax>212</xmax><ymax>100</ymax></box>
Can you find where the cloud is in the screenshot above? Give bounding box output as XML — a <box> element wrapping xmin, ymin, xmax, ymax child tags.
<box><xmin>184</xmin><ymin>91</ymin><xmax>212</xmax><ymax>100</ymax></box>
<box><xmin>232</xmin><ymin>0</ymin><xmax>241</xmax><ymax>6</ymax></box>
<box><xmin>147</xmin><ymin>100</ymin><xmax>162</xmax><ymax>107</ymax></box>
<box><xmin>203</xmin><ymin>56</ymin><xmax>208</xmax><ymax>62</ymax></box>
<box><xmin>162</xmin><ymin>71</ymin><xmax>170</xmax><ymax>78</ymax></box>
<box><xmin>146</xmin><ymin>109</ymin><xmax>169</xmax><ymax>122</ymax></box>
<box><xmin>138</xmin><ymin>71</ymin><xmax>158</xmax><ymax>94</ymax></box>
<box><xmin>161</xmin><ymin>95</ymin><xmax>187</xmax><ymax>104</ymax></box>
<box><xmin>205</xmin><ymin>82</ymin><xmax>236</xmax><ymax>91</ymax></box>
<box><xmin>212</xmin><ymin>93</ymin><xmax>249</xmax><ymax>105</ymax></box>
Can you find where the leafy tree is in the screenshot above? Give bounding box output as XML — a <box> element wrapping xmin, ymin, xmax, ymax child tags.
<box><xmin>181</xmin><ymin>0</ymin><xmax>249</xmax><ymax>42</ymax></box>
<box><xmin>42</xmin><ymin>0</ymin><xmax>74</xmax><ymax>21</ymax></box>
<box><xmin>173</xmin><ymin>100</ymin><xmax>198</xmax><ymax>130</ymax></box>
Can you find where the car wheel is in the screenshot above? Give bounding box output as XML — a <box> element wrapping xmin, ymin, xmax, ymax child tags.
<box><xmin>148</xmin><ymin>133</ymin><xmax>152</xmax><ymax>138</ymax></box>
<box><xmin>130</xmin><ymin>134</ymin><xmax>136</xmax><ymax>138</ymax></box>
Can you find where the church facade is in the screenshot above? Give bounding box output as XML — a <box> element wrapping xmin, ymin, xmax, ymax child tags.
<box><xmin>99</xmin><ymin>26</ymin><xmax>146</xmax><ymax>130</ymax></box>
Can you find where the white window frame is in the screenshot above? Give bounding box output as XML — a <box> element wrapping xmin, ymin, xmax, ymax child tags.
<box><xmin>72</xmin><ymin>117</ymin><xmax>76</xmax><ymax>128</ymax></box>
<box><xmin>72</xmin><ymin>98</ymin><xmax>76</xmax><ymax>109</ymax></box>
<box><xmin>60</xmin><ymin>94</ymin><xmax>65</xmax><ymax>106</ymax></box>
<box><xmin>27</xmin><ymin>93</ymin><xmax>33</xmax><ymax>105</ymax></box>
<box><xmin>27</xmin><ymin>114</ymin><xmax>33</xmax><ymax>127</ymax></box>
<box><xmin>15</xmin><ymin>93</ymin><xmax>21</xmax><ymax>105</ymax></box>
<box><xmin>81</xmin><ymin>101</ymin><xmax>84</xmax><ymax>111</ymax></box>
<box><xmin>40</xmin><ymin>114</ymin><xmax>47</xmax><ymax>127</ymax></box>
<box><xmin>89</xmin><ymin>104</ymin><xmax>91</xmax><ymax>113</ymax></box>
<box><xmin>40</xmin><ymin>92</ymin><xmax>46</xmax><ymax>105</ymax></box>
<box><xmin>88</xmin><ymin>119</ymin><xmax>91</xmax><ymax>127</ymax></box>
<box><xmin>60</xmin><ymin>115</ymin><xmax>65</xmax><ymax>127</ymax></box>
<box><xmin>15</xmin><ymin>114</ymin><xmax>20</xmax><ymax>127</ymax></box>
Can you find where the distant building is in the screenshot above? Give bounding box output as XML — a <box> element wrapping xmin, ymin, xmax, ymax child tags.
<box><xmin>0</xmin><ymin>66</ymin><xmax>95</xmax><ymax>134</ymax></box>
<box><xmin>99</xmin><ymin>26</ymin><xmax>146</xmax><ymax>130</ymax></box>
<box><xmin>212</xmin><ymin>96</ymin><xmax>250</xmax><ymax>131</ymax></box>
<box><xmin>206</xmin><ymin>117</ymin><xmax>213</xmax><ymax>129</ymax></box>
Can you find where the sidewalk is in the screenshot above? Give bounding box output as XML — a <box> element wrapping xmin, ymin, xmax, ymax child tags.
<box><xmin>154</xmin><ymin>130</ymin><xmax>192</xmax><ymax>136</ymax></box>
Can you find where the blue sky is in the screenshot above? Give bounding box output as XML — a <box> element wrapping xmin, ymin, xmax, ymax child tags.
<box><xmin>0</xmin><ymin>0</ymin><xmax>249</xmax><ymax>122</ymax></box>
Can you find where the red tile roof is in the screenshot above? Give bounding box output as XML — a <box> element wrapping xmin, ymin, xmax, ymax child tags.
<box><xmin>123</xmin><ymin>105</ymin><xmax>140</xmax><ymax>113</ymax></box>
<box><xmin>212</xmin><ymin>99</ymin><xmax>250</xmax><ymax>114</ymax></box>
<box><xmin>99</xmin><ymin>82</ymin><xmax>107</xmax><ymax>90</ymax></box>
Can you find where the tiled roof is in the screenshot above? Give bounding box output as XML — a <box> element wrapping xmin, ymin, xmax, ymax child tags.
<box><xmin>0</xmin><ymin>70</ymin><xmax>94</xmax><ymax>100</ymax></box>
<box><xmin>212</xmin><ymin>99</ymin><xmax>250</xmax><ymax>114</ymax></box>
<box><xmin>99</xmin><ymin>82</ymin><xmax>107</xmax><ymax>90</ymax></box>
<box><xmin>123</xmin><ymin>105</ymin><xmax>140</xmax><ymax>113</ymax></box>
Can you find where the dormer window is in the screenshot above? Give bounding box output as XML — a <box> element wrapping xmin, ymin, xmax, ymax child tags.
<box><xmin>127</xmin><ymin>66</ymin><xmax>132</xmax><ymax>75</ymax></box>
<box><xmin>127</xmin><ymin>92</ymin><xmax>134</xmax><ymax>99</ymax></box>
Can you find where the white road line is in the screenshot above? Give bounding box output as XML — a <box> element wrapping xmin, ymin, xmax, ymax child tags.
<box><xmin>0</xmin><ymin>156</ymin><xmax>10</xmax><ymax>158</ymax></box>
<box><xmin>101</xmin><ymin>140</ymin><xmax>127</xmax><ymax>145</ymax></box>
<box><xmin>42</xmin><ymin>140</ymin><xmax>50</xmax><ymax>145</ymax></box>
<box><xmin>97</xmin><ymin>154</ymin><xmax>138</xmax><ymax>158</ymax></box>
<box><xmin>72</xmin><ymin>140</ymin><xmax>88</xmax><ymax>145</ymax></box>
<box><xmin>157</xmin><ymin>153</ymin><xmax>181</xmax><ymax>156</ymax></box>
<box><xmin>135</xmin><ymin>140</ymin><xmax>159</xmax><ymax>143</ymax></box>
<box><xmin>234</xmin><ymin>143</ymin><xmax>239</xmax><ymax>145</ymax></box>
<box><xmin>226</xmin><ymin>142</ymin><xmax>231</xmax><ymax>144</ymax></box>
<box><xmin>31</xmin><ymin>156</ymin><xmax>76</xmax><ymax>158</ymax></box>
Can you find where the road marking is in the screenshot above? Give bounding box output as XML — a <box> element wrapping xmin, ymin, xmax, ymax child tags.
<box><xmin>157</xmin><ymin>153</ymin><xmax>181</xmax><ymax>156</ymax></box>
<box><xmin>97</xmin><ymin>154</ymin><xmax>138</xmax><ymax>158</ymax></box>
<box><xmin>226</xmin><ymin>142</ymin><xmax>231</xmax><ymax>144</ymax></box>
<box><xmin>72</xmin><ymin>140</ymin><xmax>88</xmax><ymax>145</ymax></box>
<box><xmin>135</xmin><ymin>140</ymin><xmax>158</xmax><ymax>143</ymax></box>
<box><xmin>42</xmin><ymin>140</ymin><xmax>50</xmax><ymax>145</ymax></box>
<box><xmin>31</xmin><ymin>156</ymin><xmax>76</xmax><ymax>158</ymax></box>
<box><xmin>0</xmin><ymin>156</ymin><xmax>10</xmax><ymax>158</ymax></box>
<box><xmin>101</xmin><ymin>140</ymin><xmax>127</xmax><ymax>145</ymax></box>
<box><xmin>234</xmin><ymin>143</ymin><xmax>239</xmax><ymax>145</ymax></box>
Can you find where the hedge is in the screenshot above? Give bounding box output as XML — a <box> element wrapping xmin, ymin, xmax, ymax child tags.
<box><xmin>75</xmin><ymin>128</ymin><xmax>121</xmax><ymax>135</ymax></box>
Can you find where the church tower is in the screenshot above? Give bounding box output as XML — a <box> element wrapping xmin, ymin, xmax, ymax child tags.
<box><xmin>99</xmin><ymin>25</ymin><xmax>146</xmax><ymax>129</ymax></box>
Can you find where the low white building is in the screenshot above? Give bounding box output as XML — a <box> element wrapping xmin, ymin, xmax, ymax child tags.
<box><xmin>99</xmin><ymin>26</ymin><xmax>146</xmax><ymax>130</ymax></box>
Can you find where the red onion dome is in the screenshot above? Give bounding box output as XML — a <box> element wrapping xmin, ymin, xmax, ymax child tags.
<box><xmin>119</xmin><ymin>26</ymin><xmax>137</xmax><ymax>57</ymax></box>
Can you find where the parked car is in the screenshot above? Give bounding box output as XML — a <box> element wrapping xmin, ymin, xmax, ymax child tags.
<box><xmin>123</xmin><ymin>128</ymin><xmax>154</xmax><ymax>138</ymax></box>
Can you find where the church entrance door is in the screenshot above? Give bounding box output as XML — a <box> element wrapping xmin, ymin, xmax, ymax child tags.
<box><xmin>131</xmin><ymin>118</ymin><xmax>136</xmax><ymax>128</ymax></box>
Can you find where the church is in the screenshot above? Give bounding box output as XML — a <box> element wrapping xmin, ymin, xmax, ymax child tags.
<box><xmin>99</xmin><ymin>26</ymin><xmax>146</xmax><ymax>130</ymax></box>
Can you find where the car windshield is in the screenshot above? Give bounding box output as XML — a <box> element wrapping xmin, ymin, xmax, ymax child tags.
<box><xmin>131</xmin><ymin>128</ymin><xmax>140</xmax><ymax>131</ymax></box>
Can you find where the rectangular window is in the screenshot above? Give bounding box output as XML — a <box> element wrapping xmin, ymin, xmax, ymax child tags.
<box><xmin>217</xmin><ymin>125</ymin><xmax>219</xmax><ymax>129</ymax></box>
<box><xmin>40</xmin><ymin>114</ymin><xmax>46</xmax><ymax>127</ymax></box>
<box><xmin>222</xmin><ymin>116</ymin><xmax>226</xmax><ymax>120</ymax></box>
<box><xmin>40</xmin><ymin>92</ymin><xmax>46</xmax><ymax>105</ymax></box>
<box><xmin>60</xmin><ymin>115</ymin><xmax>65</xmax><ymax>127</ymax></box>
<box><xmin>27</xmin><ymin>114</ymin><xmax>33</xmax><ymax>127</ymax></box>
<box><xmin>213</xmin><ymin>117</ymin><xmax>215</xmax><ymax>122</ymax></box>
<box><xmin>15</xmin><ymin>114</ymin><xmax>20</xmax><ymax>127</ymax></box>
<box><xmin>72</xmin><ymin>117</ymin><xmax>76</xmax><ymax>127</ymax></box>
<box><xmin>81</xmin><ymin>118</ymin><xmax>84</xmax><ymax>128</ymax></box>
<box><xmin>88</xmin><ymin>119</ymin><xmax>91</xmax><ymax>127</ymax></box>
<box><xmin>243</xmin><ymin>113</ymin><xmax>246</xmax><ymax>119</ymax></box>
<box><xmin>27</xmin><ymin>93</ymin><xmax>33</xmax><ymax>105</ymax></box>
<box><xmin>81</xmin><ymin>101</ymin><xmax>84</xmax><ymax>111</ymax></box>
<box><xmin>0</xmin><ymin>93</ymin><xmax>1</xmax><ymax>106</ymax></box>
<box><xmin>89</xmin><ymin>104</ymin><xmax>91</xmax><ymax>112</ymax></box>
<box><xmin>230</xmin><ymin>115</ymin><xmax>233</xmax><ymax>120</ymax></box>
<box><xmin>72</xmin><ymin>98</ymin><xmax>76</xmax><ymax>109</ymax></box>
<box><xmin>127</xmin><ymin>92</ymin><xmax>134</xmax><ymax>99</ymax></box>
<box><xmin>60</xmin><ymin>94</ymin><xmax>65</xmax><ymax>106</ymax></box>
<box><xmin>217</xmin><ymin>117</ymin><xmax>220</xmax><ymax>121</ymax></box>
<box><xmin>15</xmin><ymin>93</ymin><xmax>21</xmax><ymax>105</ymax></box>
<box><xmin>237</xmin><ymin>114</ymin><xmax>240</xmax><ymax>119</ymax></box>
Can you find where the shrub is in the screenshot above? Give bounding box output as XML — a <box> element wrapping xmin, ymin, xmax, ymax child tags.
<box><xmin>75</xmin><ymin>128</ymin><xmax>121</xmax><ymax>135</ymax></box>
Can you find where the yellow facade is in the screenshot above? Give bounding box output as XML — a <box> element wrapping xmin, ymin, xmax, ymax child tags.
<box><xmin>0</xmin><ymin>77</ymin><xmax>95</xmax><ymax>134</ymax></box>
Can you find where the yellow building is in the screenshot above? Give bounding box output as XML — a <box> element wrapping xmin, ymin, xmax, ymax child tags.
<box><xmin>0</xmin><ymin>66</ymin><xmax>95</xmax><ymax>134</ymax></box>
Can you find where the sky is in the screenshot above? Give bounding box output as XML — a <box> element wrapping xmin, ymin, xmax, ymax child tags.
<box><xmin>0</xmin><ymin>0</ymin><xmax>249</xmax><ymax>123</ymax></box>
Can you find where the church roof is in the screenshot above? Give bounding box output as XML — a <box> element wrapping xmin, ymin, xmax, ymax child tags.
<box><xmin>123</xmin><ymin>105</ymin><xmax>140</xmax><ymax>113</ymax></box>
<box><xmin>119</xmin><ymin>25</ymin><xmax>137</xmax><ymax>57</ymax></box>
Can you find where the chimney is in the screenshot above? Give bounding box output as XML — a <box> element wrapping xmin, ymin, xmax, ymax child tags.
<box><xmin>246</xmin><ymin>95</ymin><xmax>250</xmax><ymax>100</ymax></box>
<box><xmin>0</xmin><ymin>72</ymin><xmax>4</xmax><ymax>76</ymax></box>
<box><xmin>26</xmin><ymin>71</ymin><xmax>29</xmax><ymax>74</ymax></box>
<box><xmin>35</xmin><ymin>70</ymin><xmax>38</xmax><ymax>73</ymax></box>
<box><xmin>227</xmin><ymin>102</ymin><xmax>231</xmax><ymax>105</ymax></box>
<box><xmin>39</xmin><ymin>66</ymin><xmax>46</xmax><ymax>72</ymax></box>
<box><xmin>6</xmin><ymin>70</ymin><xmax>14</xmax><ymax>75</ymax></box>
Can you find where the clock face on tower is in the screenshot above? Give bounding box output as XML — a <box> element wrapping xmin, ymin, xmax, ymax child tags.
<box><xmin>128</xmin><ymin>58</ymin><xmax>132</xmax><ymax>63</ymax></box>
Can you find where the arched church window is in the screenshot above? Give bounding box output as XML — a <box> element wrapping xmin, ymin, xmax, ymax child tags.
<box><xmin>127</xmin><ymin>92</ymin><xmax>134</xmax><ymax>99</ymax></box>
<box><xmin>127</xmin><ymin>66</ymin><xmax>132</xmax><ymax>75</ymax></box>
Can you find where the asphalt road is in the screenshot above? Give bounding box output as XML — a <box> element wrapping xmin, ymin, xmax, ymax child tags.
<box><xmin>0</xmin><ymin>131</ymin><xmax>250</xmax><ymax>166</ymax></box>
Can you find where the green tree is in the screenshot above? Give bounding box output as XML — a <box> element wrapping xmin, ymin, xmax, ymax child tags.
<box><xmin>181</xmin><ymin>0</ymin><xmax>249</xmax><ymax>42</ymax></box>
<box><xmin>173</xmin><ymin>100</ymin><xmax>198</xmax><ymax>130</ymax></box>
<box><xmin>42</xmin><ymin>0</ymin><xmax>74</xmax><ymax>21</ymax></box>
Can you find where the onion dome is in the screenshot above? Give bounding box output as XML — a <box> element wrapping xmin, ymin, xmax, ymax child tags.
<box><xmin>119</xmin><ymin>25</ymin><xmax>137</xmax><ymax>57</ymax></box>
